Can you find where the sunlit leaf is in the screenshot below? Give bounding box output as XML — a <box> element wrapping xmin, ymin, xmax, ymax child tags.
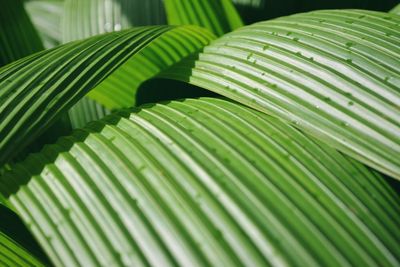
<box><xmin>1</xmin><ymin>97</ymin><xmax>399</xmax><ymax>266</ymax></box>
<box><xmin>0</xmin><ymin>25</ymin><xmax>214</xmax><ymax>164</ymax></box>
<box><xmin>164</xmin><ymin>9</ymin><xmax>400</xmax><ymax>179</ymax></box>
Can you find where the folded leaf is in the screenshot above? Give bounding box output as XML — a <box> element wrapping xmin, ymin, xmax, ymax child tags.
<box><xmin>164</xmin><ymin>0</ymin><xmax>243</xmax><ymax>36</ymax></box>
<box><xmin>24</xmin><ymin>0</ymin><xmax>64</xmax><ymax>49</ymax></box>
<box><xmin>0</xmin><ymin>25</ymin><xmax>215</xmax><ymax>164</ymax></box>
<box><xmin>0</xmin><ymin>204</ymin><xmax>50</xmax><ymax>267</ymax></box>
<box><xmin>390</xmin><ymin>3</ymin><xmax>400</xmax><ymax>15</ymax></box>
<box><xmin>63</xmin><ymin>0</ymin><xmax>166</xmax><ymax>43</ymax></box>
<box><xmin>1</xmin><ymin>97</ymin><xmax>399</xmax><ymax>266</ymax></box>
<box><xmin>166</xmin><ymin>9</ymin><xmax>400</xmax><ymax>179</ymax></box>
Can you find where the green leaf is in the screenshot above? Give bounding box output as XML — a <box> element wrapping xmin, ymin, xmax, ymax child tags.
<box><xmin>0</xmin><ymin>0</ymin><xmax>44</xmax><ymax>66</ymax></box>
<box><xmin>62</xmin><ymin>0</ymin><xmax>167</xmax><ymax>128</ymax></box>
<box><xmin>1</xmin><ymin>97</ymin><xmax>399</xmax><ymax>266</ymax></box>
<box><xmin>232</xmin><ymin>0</ymin><xmax>265</xmax><ymax>8</ymax></box>
<box><xmin>390</xmin><ymin>3</ymin><xmax>400</xmax><ymax>15</ymax></box>
<box><xmin>0</xmin><ymin>204</ymin><xmax>50</xmax><ymax>267</ymax></box>
<box><xmin>166</xmin><ymin>9</ymin><xmax>400</xmax><ymax>179</ymax></box>
<box><xmin>24</xmin><ymin>0</ymin><xmax>64</xmax><ymax>49</ymax></box>
<box><xmin>62</xmin><ymin>0</ymin><xmax>166</xmax><ymax>42</ymax></box>
<box><xmin>0</xmin><ymin>25</ymin><xmax>214</xmax><ymax>164</ymax></box>
<box><xmin>164</xmin><ymin>0</ymin><xmax>243</xmax><ymax>36</ymax></box>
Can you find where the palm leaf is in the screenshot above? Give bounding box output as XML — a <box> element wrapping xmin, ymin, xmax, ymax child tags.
<box><xmin>164</xmin><ymin>9</ymin><xmax>400</xmax><ymax>179</ymax></box>
<box><xmin>390</xmin><ymin>3</ymin><xmax>400</xmax><ymax>15</ymax></box>
<box><xmin>0</xmin><ymin>204</ymin><xmax>50</xmax><ymax>267</ymax></box>
<box><xmin>0</xmin><ymin>25</ymin><xmax>214</xmax><ymax>164</ymax></box>
<box><xmin>0</xmin><ymin>0</ymin><xmax>43</xmax><ymax>66</ymax></box>
<box><xmin>1</xmin><ymin>97</ymin><xmax>399</xmax><ymax>266</ymax></box>
<box><xmin>24</xmin><ymin>0</ymin><xmax>64</xmax><ymax>49</ymax></box>
<box><xmin>164</xmin><ymin>0</ymin><xmax>243</xmax><ymax>36</ymax></box>
<box><xmin>62</xmin><ymin>0</ymin><xmax>166</xmax><ymax>42</ymax></box>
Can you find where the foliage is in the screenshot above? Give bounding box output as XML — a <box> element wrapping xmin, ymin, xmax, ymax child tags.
<box><xmin>0</xmin><ymin>0</ymin><xmax>399</xmax><ymax>266</ymax></box>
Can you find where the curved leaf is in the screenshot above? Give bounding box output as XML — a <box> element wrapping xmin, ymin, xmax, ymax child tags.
<box><xmin>62</xmin><ymin>0</ymin><xmax>166</xmax><ymax>42</ymax></box>
<box><xmin>0</xmin><ymin>204</ymin><xmax>50</xmax><ymax>267</ymax></box>
<box><xmin>0</xmin><ymin>0</ymin><xmax>43</xmax><ymax>66</ymax></box>
<box><xmin>24</xmin><ymin>0</ymin><xmax>64</xmax><ymax>49</ymax></box>
<box><xmin>232</xmin><ymin>0</ymin><xmax>265</xmax><ymax>8</ymax></box>
<box><xmin>62</xmin><ymin>0</ymin><xmax>167</xmax><ymax>127</ymax></box>
<box><xmin>1</xmin><ymin>97</ymin><xmax>399</xmax><ymax>266</ymax></box>
<box><xmin>166</xmin><ymin>9</ymin><xmax>400</xmax><ymax>179</ymax></box>
<box><xmin>164</xmin><ymin>0</ymin><xmax>243</xmax><ymax>36</ymax></box>
<box><xmin>0</xmin><ymin>25</ymin><xmax>214</xmax><ymax>164</ymax></box>
<box><xmin>390</xmin><ymin>3</ymin><xmax>400</xmax><ymax>15</ymax></box>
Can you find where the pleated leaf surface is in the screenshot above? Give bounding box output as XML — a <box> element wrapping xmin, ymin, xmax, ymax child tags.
<box><xmin>1</xmin><ymin>97</ymin><xmax>399</xmax><ymax>267</ymax></box>
<box><xmin>0</xmin><ymin>25</ymin><xmax>214</xmax><ymax>164</ymax></box>
<box><xmin>164</xmin><ymin>0</ymin><xmax>244</xmax><ymax>36</ymax></box>
<box><xmin>168</xmin><ymin>9</ymin><xmax>400</xmax><ymax>179</ymax></box>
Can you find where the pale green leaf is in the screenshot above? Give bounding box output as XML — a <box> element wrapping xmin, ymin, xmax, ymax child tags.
<box><xmin>0</xmin><ymin>25</ymin><xmax>214</xmax><ymax>164</ymax></box>
<box><xmin>390</xmin><ymin>3</ymin><xmax>400</xmax><ymax>15</ymax></box>
<box><xmin>24</xmin><ymin>0</ymin><xmax>64</xmax><ymax>49</ymax></box>
<box><xmin>1</xmin><ymin>97</ymin><xmax>399</xmax><ymax>266</ymax></box>
<box><xmin>164</xmin><ymin>9</ymin><xmax>400</xmax><ymax>179</ymax></box>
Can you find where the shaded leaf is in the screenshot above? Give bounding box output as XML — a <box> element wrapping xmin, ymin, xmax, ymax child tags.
<box><xmin>24</xmin><ymin>0</ymin><xmax>64</xmax><ymax>49</ymax></box>
<box><xmin>164</xmin><ymin>0</ymin><xmax>243</xmax><ymax>36</ymax></box>
<box><xmin>0</xmin><ymin>0</ymin><xmax>43</xmax><ymax>66</ymax></box>
<box><xmin>0</xmin><ymin>204</ymin><xmax>50</xmax><ymax>267</ymax></box>
<box><xmin>62</xmin><ymin>0</ymin><xmax>166</xmax><ymax>43</ymax></box>
<box><xmin>390</xmin><ymin>3</ymin><xmax>400</xmax><ymax>15</ymax></box>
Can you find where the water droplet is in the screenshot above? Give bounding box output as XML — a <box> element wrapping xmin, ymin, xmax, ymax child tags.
<box><xmin>114</xmin><ymin>23</ymin><xmax>122</xmax><ymax>31</ymax></box>
<box><xmin>345</xmin><ymin>58</ymin><xmax>353</xmax><ymax>64</ymax></box>
<box><xmin>315</xmin><ymin>105</ymin><xmax>320</xmax><ymax>109</ymax></box>
<box><xmin>104</xmin><ymin>22</ymin><xmax>112</xmax><ymax>32</ymax></box>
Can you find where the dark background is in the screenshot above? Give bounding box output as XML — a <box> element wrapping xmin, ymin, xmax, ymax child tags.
<box><xmin>236</xmin><ymin>0</ymin><xmax>400</xmax><ymax>24</ymax></box>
